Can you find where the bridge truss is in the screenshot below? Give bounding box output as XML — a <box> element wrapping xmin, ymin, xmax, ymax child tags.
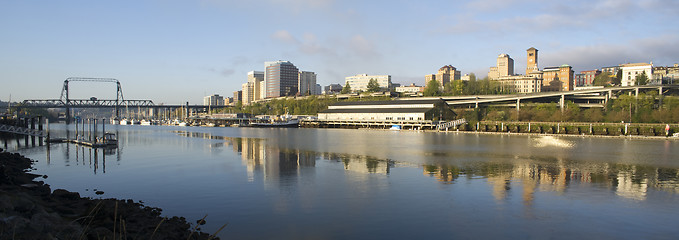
<box><xmin>19</xmin><ymin>78</ymin><xmax>154</xmax><ymax>122</ymax></box>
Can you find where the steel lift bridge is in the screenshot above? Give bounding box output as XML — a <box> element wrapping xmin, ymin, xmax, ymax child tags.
<box><xmin>21</xmin><ymin>77</ymin><xmax>154</xmax><ymax>122</ymax></box>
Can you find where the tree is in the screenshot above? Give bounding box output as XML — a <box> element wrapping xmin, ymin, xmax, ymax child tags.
<box><xmin>341</xmin><ymin>83</ymin><xmax>352</xmax><ymax>94</ymax></box>
<box><xmin>635</xmin><ymin>71</ymin><xmax>648</xmax><ymax>85</ymax></box>
<box><xmin>444</xmin><ymin>80</ymin><xmax>465</xmax><ymax>96</ymax></box>
<box><xmin>366</xmin><ymin>78</ymin><xmax>381</xmax><ymax>92</ymax></box>
<box><xmin>593</xmin><ymin>73</ymin><xmax>612</xmax><ymax>86</ymax></box>
<box><xmin>423</xmin><ymin>79</ymin><xmax>441</xmax><ymax>96</ymax></box>
<box><xmin>613</xmin><ymin>69</ymin><xmax>623</xmax><ymax>85</ymax></box>
<box><xmin>468</xmin><ymin>73</ymin><xmax>477</xmax><ymax>82</ymax></box>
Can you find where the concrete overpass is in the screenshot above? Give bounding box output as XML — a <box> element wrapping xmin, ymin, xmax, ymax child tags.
<box><xmin>401</xmin><ymin>85</ymin><xmax>679</xmax><ymax>110</ymax></box>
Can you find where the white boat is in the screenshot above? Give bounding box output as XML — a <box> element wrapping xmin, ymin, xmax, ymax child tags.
<box><xmin>131</xmin><ymin>119</ymin><xmax>141</xmax><ymax>125</ymax></box>
<box><xmin>140</xmin><ymin>120</ymin><xmax>152</xmax><ymax>126</ymax></box>
<box><xmin>250</xmin><ymin>114</ymin><xmax>299</xmax><ymax>128</ymax></box>
<box><xmin>178</xmin><ymin>122</ymin><xmax>188</xmax><ymax>126</ymax></box>
<box><xmin>250</xmin><ymin>119</ymin><xmax>299</xmax><ymax>128</ymax></box>
<box><xmin>119</xmin><ymin>119</ymin><xmax>130</xmax><ymax>125</ymax></box>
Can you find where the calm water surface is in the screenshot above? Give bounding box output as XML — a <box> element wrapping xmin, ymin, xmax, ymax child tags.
<box><xmin>7</xmin><ymin>124</ymin><xmax>679</xmax><ymax>239</ymax></box>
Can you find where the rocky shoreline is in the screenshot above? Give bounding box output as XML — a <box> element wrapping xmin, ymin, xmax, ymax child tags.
<box><xmin>0</xmin><ymin>148</ymin><xmax>218</xmax><ymax>239</ymax></box>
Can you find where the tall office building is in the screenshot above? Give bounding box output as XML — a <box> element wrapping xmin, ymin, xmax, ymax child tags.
<box><xmin>426</xmin><ymin>65</ymin><xmax>461</xmax><ymax>89</ymax></box>
<box><xmin>242</xmin><ymin>71</ymin><xmax>264</xmax><ymax>105</ymax></box>
<box><xmin>298</xmin><ymin>71</ymin><xmax>317</xmax><ymax>96</ymax></box>
<box><xmin>526</xmin><ymin>47</ymin><xmax>539</xmax><ymax>75</ymax></box>
<box><xmin>265</xmin><ymin>61</ymin><xmax>299</xmax><ymax>98</ymax></box>
<box><xmin>489</xmin><ymin>54</ymin><xmax>514</xmax><ymax>80</ymax></box>
<box><xmin>233</xmin><ymin>90</ymin><xmax>242</xmax><ymax>103</ymax></box>
<box><xmin>242</xmin><ymin>82</ymin><xmax>254</xmax><ymax>105</ymax></box>
<box><xmin>203</xmin><ymin>94</ymin><xmax>224</xmax><ymax>106</ymax></box>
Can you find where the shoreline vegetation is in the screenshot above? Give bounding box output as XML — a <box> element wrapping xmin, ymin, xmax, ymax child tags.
<box><xmin>229</xmin><ymin>92</ymin><xmax>679</xmax><ymax>123</ymax></box>
<box><xmin>0</xmin><ymin>149</ymin><xmax>220</xmax><ymax>239</ymax></box>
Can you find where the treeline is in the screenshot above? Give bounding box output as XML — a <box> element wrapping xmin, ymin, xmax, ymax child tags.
<box><xmin>222</xmin><ymin>95</ymin><xmax>391</xmax><ymax>116</ymax></box>
<box><xmin>423</xmin><ymin>75</ymin><xmax>514</xmax><ymax>97</ymax></box>
<box><xmin>460</xmin><ymin>93</ymin><xmax>679</xmax><ymax>123</ymax></box>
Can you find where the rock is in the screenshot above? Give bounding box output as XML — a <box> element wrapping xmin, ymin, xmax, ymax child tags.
<box><xmin>14</xmin><ymin>197</ymin><xmax>35</xmax><ymax>213</ymax></box>
<box><xmin>95</xmin><ymin>190</ymin><xmax>104</xmax><ymax>195</ymax></box>
<box><xmin>52</xmin><ymin>189</ymin><xmax>80</xmax><ymax>200</ymax></box>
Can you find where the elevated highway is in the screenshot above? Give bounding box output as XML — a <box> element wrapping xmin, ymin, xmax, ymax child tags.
<box><xmin>403</xmin><ymin>85</ymin><xmax>679</xmax><ymax>110</ymax></box>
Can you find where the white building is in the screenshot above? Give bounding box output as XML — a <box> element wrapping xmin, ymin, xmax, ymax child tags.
<box><xmin>203</xmin><ymin>94</ymin><xmax>224</xmax><ymax>106</ymax></box>
<box><xmin>497</xmin><ymin>75</ymin><xmax>542</xmax><ymax>93</ymax></box>
<box><xmin>394</xmin><ymin>83</ymin><xmax>423</xmax><ymax>94</ymax></box>
<box><xmin>298</xmin><ymin>71</ymin><xmax>317</xmax><ymax>96</ymax></box>
<box><xmin>621</xmin><ymin>63</ymin><xmax>653</xmax><ymax>86</ymax></box>
<box><xmin>242</xmin><ymin>82</ymin><xmax>254</xmax><ymax>105</ymax></box>
<box><xmin>318</xmin><ymin>99</ymin><xmax>456</xmax><ymax>122</ymax></box>
<box><xmin>345</xmin><ymin>74</ymin><xmax>392</xmax><ymax>92</ymax></box>
<box><xmin>249</xmin><ymin>71</ymin><xmax>264</xmax><ymax>101</ymax></box>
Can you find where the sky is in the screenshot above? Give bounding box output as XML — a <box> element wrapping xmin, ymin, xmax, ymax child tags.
<box><xmin>2</xmin><ymin>0</ymin><xmax>678</xmax><ymax>104</ymax></box>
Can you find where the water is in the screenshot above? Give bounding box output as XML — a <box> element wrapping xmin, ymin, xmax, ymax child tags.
<box><xmin>7</xmin><ymin>124</ymin><xmax>679</xmax><ymax>239</ymax></box>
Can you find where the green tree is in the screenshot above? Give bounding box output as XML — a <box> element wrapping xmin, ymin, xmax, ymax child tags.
<box><xmin>468</xmin><ymin>73</ymin><xmax>477</xmax><ymax>82</ymax></box>
<box><xmin>613</xmin><ymin>69</ymin><xmax>623</xmax><ymax>85</ymax></box>
<box><xmin>635</xmin><ymin>71</ymin><xmax>648</xmax><ymax>86</ymax></box>
<box><xmin>444</xmin><ymin>80</ymin><xmax>465</xmax><ymax>95</ymax></box>
<box><xmin>341</xmin><ymin>83</ymin><xmax>352</xmax><ymax>94</ymax></box>
<box><xmin>423</xmin><ymin>79</ymin><xmax>441</xmax><ymax>96</ymax></box>
<box><xmin>366</xmin><ymin>78</ymin><xmax>381</xmax><ymax>92</ymax></box>
<box><xmin>593</xmin><ymin>73</ymin><xmax>612</xmax><ymax>86</ymax></box>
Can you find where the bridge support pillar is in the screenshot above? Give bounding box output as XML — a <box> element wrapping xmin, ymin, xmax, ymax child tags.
<box><xmin>659</xmin><ymin>86</ymin><xmax>663</xmax><ymax>95</ymax></box>
<box><xmin>560</xmin><ymin>94</ymin><xmax>565</xmax><ymax>112</ymax></box>
<box><xmin>635</xmin><ymin>87</ymin><xmax>639</xmax><ymax>98</ymax></box>
<box><xmin>65</xmin><ymin>107</ymin><xmax>71</xmax><ymax>124</ymax></box>
<box><xmin>516</xmin><ymin>99</ymin><xmax>520</xmax><ymax>112</ymax></box>
<box><xmin>30</xmin><ymin>117</ymin><xmax>36</xmax><ymax>146</ymax></box>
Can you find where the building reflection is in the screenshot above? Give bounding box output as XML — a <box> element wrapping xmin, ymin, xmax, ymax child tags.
<box><xmin>177</xmin><ymin>131</ymin><xmax>679</xmax><ymax>203</ymax></box>
<box><xmin>423</xmin><ymin>159</ymin><xmax>679</xmax><ymax>203</ymax></box>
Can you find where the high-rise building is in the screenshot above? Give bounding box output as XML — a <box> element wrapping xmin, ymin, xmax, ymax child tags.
<box><xmin>298</xmin><ymin>71</ymin><xmax>317</xmax><ymax>96</ymax></box>
<box><xmin>249</xmin><ymin>71</ymin><xmax>264</xmax><ymax>100</ymax></box>
<box><xmin>489</xmin><ymin>54</ymin><xmax>514</xmax><ymax>79</ymax></box>
<box><xmin>233</xmin><ymin>90</ymin><xmax>242</xmax><ymax>103</ymax></box>
<box><xmin>345</xmin><ymin>74</ymin><xmax>392</xmax><ymax>92</ymax></box>
<box><xmin>203</xmin><ymin>94</ymin><xmax>224</xmax><ymax>106</ymax></box>
<box><xmin>526</xmin><ymin>47</ymin><xmax>539</xmax><ymax>75</ymax></box>
<box><xmin>315</xmin><ymin>84</ymin><xmax>322</xmax><ymax>95</ymax></box>
<box><xmin>242</xmin><ymin>82</ymin><xmax>254</xmax><ymax>105</ymax></box>
<box><xmin>426</xmin><ymin>65</ymin><xmax>461</xmax><ymax>89</ymax></box>
<box><xmin>265</xmin><ymin>61</ymin><xmax>299</xmax><ymax>98</ymax></box>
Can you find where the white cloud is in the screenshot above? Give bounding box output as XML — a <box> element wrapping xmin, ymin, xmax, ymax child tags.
<box><xmin>272</xmin><ymin>30</ymin><xmax>298</xmax><ymax>44</ymax></box>
<box><xmin>542</xmin><ymin>34</ymin><xmax>679</xmax><ymax>71</ymax></box>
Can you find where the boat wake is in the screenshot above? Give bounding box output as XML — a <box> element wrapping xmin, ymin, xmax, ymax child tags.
<box><xmin>533</xmin><ymin>136</ymin><xmax>574</xmax><ymax>148</ymax></box>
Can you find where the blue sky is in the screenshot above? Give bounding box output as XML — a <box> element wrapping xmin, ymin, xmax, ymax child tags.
<box><xmin>2</xmin><ymin>0</ymin><xmax>678</xmax><ymax>104</ymax></box>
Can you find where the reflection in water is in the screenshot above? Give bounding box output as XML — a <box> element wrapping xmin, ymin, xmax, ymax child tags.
<box><xmin>13</xmin><ymin>126</ymin><xmax>679</xmax><ymax>239</ymax></box>
<box><xmin>176</xmin><ymin>130</ymin><xmax>679</xmax><ymax>204</ymax></box>
<box><xmin>61</xmin><ymin>144</ymin><xmax>118</xmax><ymax>174</ymax></box>
<box><xmin>423</xmin><ymin>158</ymin><xmax>679</xmax><ymax>202</ymax></box>
<box><xmin>175</xmin><ymin>131</ymin><xmax>396</xmax><ymax>184</ymax></box>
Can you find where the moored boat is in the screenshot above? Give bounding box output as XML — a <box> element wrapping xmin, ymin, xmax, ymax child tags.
<box><xmin>250</xmin><ymin>119</ymin><xmax>299</xmax><ymax>128</ymax></box>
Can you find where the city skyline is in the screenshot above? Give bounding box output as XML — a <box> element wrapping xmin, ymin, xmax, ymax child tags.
<box><xmin>2</xmin><ymin>0</ymin><xmax>678</xmax><ymax>104</ymax></box>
